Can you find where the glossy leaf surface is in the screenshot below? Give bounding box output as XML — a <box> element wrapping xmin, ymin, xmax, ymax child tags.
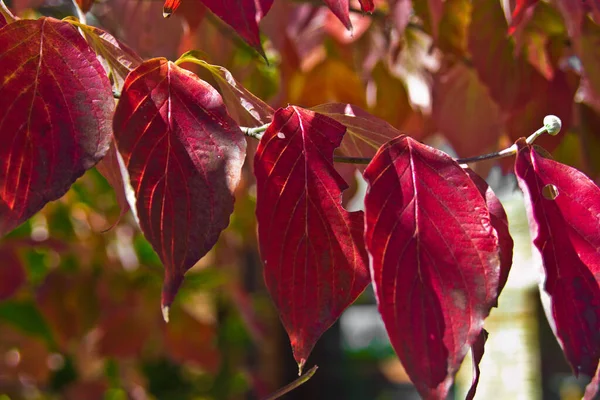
<box><xmin>254</xmin><ymin>106</ymin><xmax>369</xmax><ymax>371</ymax></box>
<box><xmin>113</xmin><ymin>58</ymin><xmax>246</xmax><ymax>312</ymax></box>
<box><xmin>363</xmin><ymin>136</ymin><xmax>501</xmax><ymax>398</ymax></box>
<box><xmin>514</xmin><ymin>139</ymin><xmax>600</xmax><ymax>377</ymax></box>
<box><xmin>0</xmin><ymin>18</ymin><xmax>113</xmax><ymax>236</ymax></box>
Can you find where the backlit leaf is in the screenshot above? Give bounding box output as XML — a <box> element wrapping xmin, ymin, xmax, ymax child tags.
<box><xmin>465</xmin><ymin>169</ymin><xmax>513</xmax><ymax>303</ymax></box>
<box><xmin>113</xmin><ymin>58</ymin><xmax>246</xmax><ymax>313</ymax></box>
<box><xmin>254</xmin><ymin>106</ymin><xmax>369</xmax><ymax>372</ymax></box>
<box><xmin>363</xmin><ymin>135</ymin><xmax>501</xmax><ymax>398</ymax></box>
<box><xmin>310</xmin><ymin>103</ymin><xmax>402</xmax><ymax>158</ymax></box>
<box><xmin>0</xmin><ymin>18</ymin><xmax>113</xmax><ymax>237</ymax></box>
<box><xmin>514</xmin><ymin>139</ymin><xmax>600</xmax><ymax>378</ymax></box>
<box><xmin>65</xmin><ymin>20</ymin><xmax>143</xmax><ymax>92</ymax></box>
<box><xmin>168</xmin><ymin>0</ymin><xmax>274</xmax><ymax>56</ymax></box>
<box><xmin>358</xmin><ymin>0</ymin><xmax>374</xmax><ymax>13</ymax></box>
<box><xmin>432</xmin><ymin>63</ymin><xmax>502</xmax><ymax>157</ymax></box>
<box><xmin>177</xmin><ymin>51</ymin><xmax>274</xmax><ymax>126</ymax></box>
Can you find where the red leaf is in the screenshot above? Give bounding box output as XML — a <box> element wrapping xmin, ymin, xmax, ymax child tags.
<box><xmin>310</xmin><ymin>103</ymin><xmax>402</xmax><ymax>159</ymax></box>
<box><xmin>0</xmin><ymin>18</ymin><xmax>113</xmax><ymax>236</ymax></box>
<box><xmin>514</xmin><ymin>139</ymin><xmax>600</xmax><ymax>377</ymax></box>
<box><xmin>465</xmin><ymin>169</ymin><xmax>513</xmax><ymax>300</ymax></box>
<box><xmin>432</xmin><ymin>63</ymin><xmax>502</xmax><ymax>157</ymax></box>
<box><xmin>163</xmin><ymin>0</ymin><xmax>182</xmax><ymax>16</ymax></box>
<box><xmin>0</xmin><ymin>247</ymin><xmax>25</xmax><ymax>300</ymax></box>
<box><xmin>113</xmin><ymin>58</ymin><xmax>246</xmax><ymax>314</ymax></box>
<box><xmin>465</xmin><ymin>329</ymin><xmax>488</xmax><ymax>400</ymax></box>
<box><xmin>508</xmin><ymin>0</ymin><xmax>539</xmax><ymax>35</ymax></box>
<box><xmin>254</xmin><ymin>106</ymin><xmax>369</xmax><ymax>371</ymax></box>
<box><xmin>0</xmin><ymin>12</ymin><xmax>6</xmax><ymax>28</ymax></box>
<box><xmin>183</xmin><ymin>0</ymin><xmax>274</xmax><ymax>56</ymax></box>
<box><xmin>324</xmin><ymin>0</ymin><xmax>352</xmax><ymax>30</ymax></box>
<box><xmin>363</xmin><ymin>136</ymin><xmax>501</xmax><ymax>398</ymax></box>
<box><xmin>358</xmin><ymin>0</ymin><xmax>374</xmax><ymax>13</ymax></box>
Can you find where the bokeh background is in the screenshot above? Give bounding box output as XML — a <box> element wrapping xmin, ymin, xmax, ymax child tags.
<box><xmin>1</xmin><ymin>0</ymin><xmax>600</xmax><ymax>399</ymax></box>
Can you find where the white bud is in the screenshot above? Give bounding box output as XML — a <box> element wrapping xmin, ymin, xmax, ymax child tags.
<box><xmin>544</xmin><ymin>115</ymin><xmax>562</xmax><ymax>136</ymax></box>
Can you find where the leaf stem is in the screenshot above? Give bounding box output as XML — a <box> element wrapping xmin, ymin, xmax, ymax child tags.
<box><xmin>261</xmin><ymin>365</ymin><xmax>318</xmax><ymax>400</ymax></box>
<box><xmin>240</xmin><ymin>124</ymin><xmax>270</xmax><ymax>139</ymax></box>
<box><xmin>0</xmin><ymin>1</ymin><xmax>17</xmax><ymax>23</ymax></box>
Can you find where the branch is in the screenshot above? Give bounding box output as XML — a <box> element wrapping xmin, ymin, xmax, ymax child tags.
<box><xmin>239</xmin><ymin>115</ymin><xmax>563</xmax><ymax>166</ymax></box>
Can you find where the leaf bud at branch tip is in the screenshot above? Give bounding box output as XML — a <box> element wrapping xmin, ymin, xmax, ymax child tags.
<box><xmin>544</xmin><ymin>115</ymin><xmax>562</xmax><ymax>136</ymax></box>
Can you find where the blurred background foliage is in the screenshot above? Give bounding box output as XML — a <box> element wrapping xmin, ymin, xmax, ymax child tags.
<box><xmin>2</xmin><ymin>0</ymin><xmax>600</xmax><ymax>399</ymax></box>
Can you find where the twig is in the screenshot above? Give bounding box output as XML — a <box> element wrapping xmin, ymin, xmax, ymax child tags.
<box><xmin>240</xmin><ymin>116</ymin><xmax>563</xmax><ymax>166</ymax></box>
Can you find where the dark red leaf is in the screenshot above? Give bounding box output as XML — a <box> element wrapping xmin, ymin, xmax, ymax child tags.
<box><xmin>324</xmin><ymin>0</ymin><xmax>352</xmax><ymax>30</ymax></box>
<box><xmin>167</xmin><ymin>0</ymin><xmax>274</xmax><ymax>56</ymax></box>
<box><xmin>514</xmin><ymin>139</ymin><xmax>600</xmax><ymax>377</ymax></box>
<box><xmin>0</xmin><ymin>18</ymin><xmax>113</xmax><ymax>236</ymax></box>
<box><xmin>0</xmin><ymin>247</ymin><xmax>25</xmax><ymax>300</ymax></box>
<box><xmin>465</xmin><ymin>169</ymin><xmax>514</xmax><ymax>301</ymax></box>
<box><xmin>113</xmin><ymin>58</ymin><xmax>246</xmax><ymax>315</ymax></box>
<box><xmin>363</xmin><ymin>136</ymin><xmax>501</xmax><ymax>398</ymax></box>
<box><xmin>358</xmin><ymin>0</ymin><xmax>374</xmax><ymax>13</ymax></box>
<box><xmin>466</xmin><ymin>329</ymin><xmax>488</xmax><ymax>400</ymax></box>
<box><xmin>0</xmin><ymin>12</ymin><xmax>6</xmax><ymax>28</ymax></box>
<box><xmin>254</xmin><ymin>106</ymin><xmax>369</xmax><ymax>372</ymax></box>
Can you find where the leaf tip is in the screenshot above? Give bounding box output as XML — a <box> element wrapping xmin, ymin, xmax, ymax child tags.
<box><xmin>297</xmin><ymin>358</ymin><xmax>306</xmax><ymax>376</ymax></box>
<box><xmin>161</xmin><ymin>305</ymin><xmax>170</xmax><ymax>323</ymax></box>
<box><xmin>162</xmin><ymin>9</ymin><xmax>172</xmax><ymax>18</ymax></box>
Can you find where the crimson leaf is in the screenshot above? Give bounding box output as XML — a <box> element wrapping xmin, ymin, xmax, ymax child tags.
<box><xmin>164</xmin><ymin>0</ymin><xmax>274</xmax><ymax>56</ymax></box>
<box><xmin>324</xmin><ymin>0</ymin><xmax>352</xmax><ymax>30</ymax></box>
<box><xmin>0</xmin><ymin>18</ymin><xmax>113</xmax><ymax>236</ymax></box>
<box><xmin>113</xmin><ymin>58</ymin><xmax>246</xmax><ymax>315</ymax></box>
<box><xmin>363</xmin><ymin>135</ymin><xmax>502</xmax><ymax>398</ymax></box>
<box><xmin>254</xmin><ymin>106</ymin><xmax>369</xmax><ymax>372</ymax></box>
<box><xmin>514</xmin><ymin>139</ymin><xmax>600</xmax><ymax>378</ymax></box>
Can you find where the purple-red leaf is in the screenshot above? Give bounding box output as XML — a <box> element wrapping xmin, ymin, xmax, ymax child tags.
<box><xmin>166</xmin><ymin>0</ymin><xmax>274</xmax><ymax>56</ymax></box>
<box><xmin>465</xmin><ymin>169</ymin><xmax>514</xmax><ymax>299</ymax></box>
<box><xmin>514</xmin><ymin>139</ymin><xmax>600</xmax><ymax>378</ymax></box>
<box><xmin>466</xmin><ymin>329</ymin><xmax>488</xmax><ymax>400</ymax></box>
<box><xmin>0</xmin><ymin>18</ymin><xmax>113</xmax><ymax>236</ymax></box>
<box><xmin>358</xmin><ymin>0</ymin><xmax>374</xmax><ymax>13</ymax></box>
<box><xmin>324</xmin><ymin>0</ymin><xmax>352</xmax><ymax>30</ymax></box>
<box><xmin>113</xmin><ymin>58</ymin><xmax>246</xmax><ymax>314</ymax></box>
<box><xmin>363</xmin><ymin>136</ymin><xmax>502</xmax><ymax>398</ymax></box>
<box><xmin>254</xmin><ymin>106</ymin><xmax>369</xmax><ymax>372</ymax></box>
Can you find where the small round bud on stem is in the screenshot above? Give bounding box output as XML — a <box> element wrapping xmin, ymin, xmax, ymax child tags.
<box><xmin>544</xmin><ymin>115</ymin><xmax>562</xmax><ymax>136</ymax></box>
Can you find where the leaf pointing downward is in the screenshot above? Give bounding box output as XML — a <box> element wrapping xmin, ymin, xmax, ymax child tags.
<box><xmin>254</xmin><ymin>106</ymin><xmax>369</xmax><ymax>372</ymax></box>
<box><xmin>514</xmin><ymin>139</ymin><xmax>600</xmax><ymax>379</ymax></box>
<box><xmin>363</xmin><ymin>136</ymin><xmax>501</xmax><ymax>399</ymax></box>
<box><xmin>113</xmin><ymin>58</ymin><xmax>246</xmax><ymax>315</ymax></box>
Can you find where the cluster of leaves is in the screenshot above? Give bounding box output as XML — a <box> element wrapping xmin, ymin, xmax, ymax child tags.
<box><xmin>3</xmin><ymin>0</ymin><xmax>600</xmax><ymax>398</ymax></box>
